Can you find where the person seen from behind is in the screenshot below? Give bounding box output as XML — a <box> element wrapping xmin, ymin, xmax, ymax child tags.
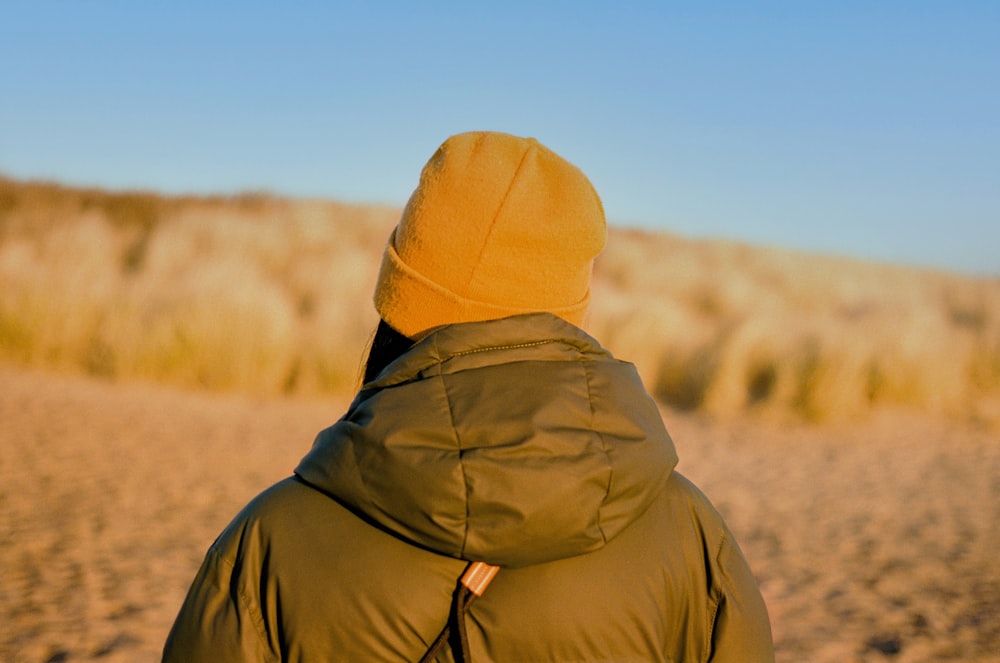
<box><xmin>163</xmin><ymin>130</ymin><xmax>775</xmax><ymax>662</ymax></box>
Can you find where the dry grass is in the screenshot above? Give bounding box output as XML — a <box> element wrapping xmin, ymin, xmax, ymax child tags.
<box><xmin>2</xmin><ymin>175</ymin><xmax>998</xmax><ymax>426</ymax></box>
<box><xmin>590</xmin><ymin>230</ymin><xmax>1000</xmax><ymax>426</ymax></box>
<box><xmin>0</xmin><ymin>177</ymin><xmax>396</xmax><ymax>396</ymax></box>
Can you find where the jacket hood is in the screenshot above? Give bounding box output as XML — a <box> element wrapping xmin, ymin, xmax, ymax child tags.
<box><xmin>295</xmin><ymin>313</ymin><xmax>677</xmax><ymax>567</ymax></box>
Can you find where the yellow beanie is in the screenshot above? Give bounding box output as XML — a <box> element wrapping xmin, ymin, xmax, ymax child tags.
<box><xmin>373</xmin><ymin>131</ymin><xmax>607</xmax><ymax>338</ymax></box>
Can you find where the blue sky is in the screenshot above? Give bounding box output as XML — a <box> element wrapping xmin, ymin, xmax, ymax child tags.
<box><xmin>2</xmin><ymin>1</ymin><xmax>998</xmax><ymax>275</ymax></box>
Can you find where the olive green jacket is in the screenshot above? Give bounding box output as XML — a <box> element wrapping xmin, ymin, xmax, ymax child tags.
<box><xmin>163</xmin><ymin>313</ymin><xmax>774</xmax><ymax>662</ymax></box>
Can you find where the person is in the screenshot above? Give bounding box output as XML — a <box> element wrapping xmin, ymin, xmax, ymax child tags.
<box><xmin>163</xmin><ymin>131</ymin><xmax>774</xmax><ymax>662</ymax></box>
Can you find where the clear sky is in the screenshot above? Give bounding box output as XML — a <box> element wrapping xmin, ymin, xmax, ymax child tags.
<box><xmin>2</xmin><ymin>1</ymin><xmax>998</xmax><ymax>275</ymax></box>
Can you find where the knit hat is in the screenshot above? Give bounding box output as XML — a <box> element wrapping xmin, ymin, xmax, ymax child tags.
<box><xmin>374</xmin><ymin>131</ymin><xmax>607</xmax><ymax>338</ymax></box>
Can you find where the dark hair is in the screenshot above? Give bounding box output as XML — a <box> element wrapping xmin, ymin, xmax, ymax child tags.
<box><xmin>362</xmin><ymin>319</ymin><xmax>415</xmax><ymax>385</ymax></box>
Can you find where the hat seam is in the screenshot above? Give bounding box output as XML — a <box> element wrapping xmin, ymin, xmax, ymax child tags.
<box><xmin>467</xmin><ymin>139</ymin><xmax>536</xmax><ymax>288</ymax></box>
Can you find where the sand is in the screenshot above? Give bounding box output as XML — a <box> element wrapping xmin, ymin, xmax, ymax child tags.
<box><xmin>1</xmin><ymin>365</ymin><xmax>998</xmax><ymax>662</ymax></box>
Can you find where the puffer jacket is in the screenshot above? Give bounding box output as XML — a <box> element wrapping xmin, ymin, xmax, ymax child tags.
<box><xmin>163</xmin><ymin>313</ymin><xmax>774</xmax><ymax>662</ymax></box>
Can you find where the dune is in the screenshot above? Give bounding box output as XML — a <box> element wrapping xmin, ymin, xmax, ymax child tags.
<box><xmin>2</xmin><ymin>175</ymin><xmax>998</xmax><ymax>427</ymax></box>
<box><xmin>1</xmin><ymin>176</ymin><xmax>999</xmax><ymax>661</ymax></box>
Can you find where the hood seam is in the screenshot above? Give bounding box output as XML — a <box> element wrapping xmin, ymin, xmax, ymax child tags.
<box><xmin>435</xmin><ymin>333</ymin><xmax>472</xmax><ymax>560</ymax></box>
<box><xmin>582</xmin><ymin>357</ymin><xmax>613</xmax><ymax>546</ymax></box>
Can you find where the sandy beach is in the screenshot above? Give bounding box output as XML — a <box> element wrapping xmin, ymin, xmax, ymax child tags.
<box><xmin>1</xmin><ymin>365</ymin><xmax>998</xmax><ymax>662</ymax></box>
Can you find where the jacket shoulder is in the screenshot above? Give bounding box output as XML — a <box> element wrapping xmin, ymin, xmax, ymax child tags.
<box><xmin>662</xmin><ymin>472</ymin><xmax>775</xmax><ymax>662</ymax></box>
<box><xmin>169</xmin><ymin>476</ymin><xmax>468</xmax><ymax>661</ymax></box>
